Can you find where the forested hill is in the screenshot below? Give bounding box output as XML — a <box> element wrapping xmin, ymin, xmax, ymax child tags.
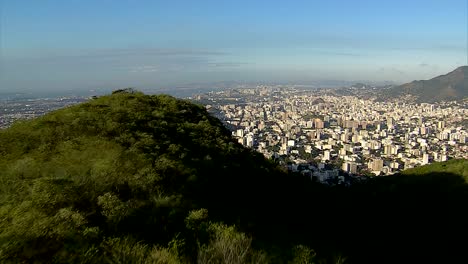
<box><xmin>0</xmin><ymin>89</ymin><xmax>303</xmax><ymax>263</ymax></box>
<box><xmin>1</xmin><ymin>90</ymin><xmax>468</xmax><ymax>263</ymax></box>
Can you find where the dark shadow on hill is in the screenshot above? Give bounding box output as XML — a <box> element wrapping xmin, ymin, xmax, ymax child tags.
<box><xmin>249</xmin><ymin>171</ymin><xmax>468</xmax><ymax>264</ymax></box>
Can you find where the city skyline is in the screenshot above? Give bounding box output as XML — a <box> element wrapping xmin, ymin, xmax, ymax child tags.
<box><xmin>1</xmin><ymin>0</ymin><xmax>467</xmax><ymax>93</ymax></box>
<box><xmin>195</xmin><ymin>85</ymin><xmax>467</xmax><ymax>178</ymax></box>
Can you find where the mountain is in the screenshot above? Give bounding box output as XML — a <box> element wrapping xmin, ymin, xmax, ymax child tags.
<box><xmin>382</xmin><ymin>66</ymin><xmax>468</xmax><ymax>102</ymax></box>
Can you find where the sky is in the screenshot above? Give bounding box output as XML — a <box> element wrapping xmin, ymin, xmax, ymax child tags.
<box><xmin>1</xmin><ymin>0</ymin><xmax>467</xmax><ymax>94</ymax></box>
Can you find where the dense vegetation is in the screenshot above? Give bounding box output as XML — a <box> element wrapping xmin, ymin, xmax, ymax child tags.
<box><xmin>0</xmin><ymin>90</ymin><xmax>467</xmax><ymax>263</ymax></box>
<box><xmin>0</xmin><ymin>90</ymin><xmax>312</xmax><ymax>263</ymax></box>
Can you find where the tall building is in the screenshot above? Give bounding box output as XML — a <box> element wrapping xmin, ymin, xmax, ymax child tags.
<box><xmin>387</xmin><ymin>117</ymin><xmax>394</xmax><ymax>128</ymax></box>
<box><xmin>437</xmin><ymin>121</ymin><xmax>445</xmax><ymax>130</ymax></box>
<box><xmin>360</xmin><ymin>122</ymin><xmax>367</xmax><ymax>130</ymax></box>
<box><xmin>440</xmin><ymin>154</ymin><xmax>448</xmax><ymax>162</ymax></box>
<box><xmin>246</xmin><ymin>135</ymin><xmax>254</xmax><ymax>148</ymax></box>
<box><xmin>236</xmin><ymin>129</ymin><xmax>244</xmax><ymax>138</ymax></box>
<box><xmin>460</xmin><ymin>134</ymin><xmax>466</xmax><ymax>144</ymax></box>
<box><xmin>341</xmin><ymin>133</ymin><xmax>349</xmax><ymax>143</ymax></box>
<box><xmin>314</xmin><ymin>118</ymin><xmax>324</xmax><ymax>129</ymax></box>
<box><xmin>368</xmin><ymin>158</ymin><xmax>383</xmax><ymax>172</ymax></box>
<box><xmin>384</xmin><ymin>145</ymin><xmax>392</xmax><ymax>155</ymax></box>
<box><xmin>339</xmin><ymin>148</ymin><xmax>346</xmax><ymax>155</ymax></box>
<box><xmin>342</xmin><ymin>162</ymin><xmax>358</xmax><ymax>174</ymax></box>
<box><xmin>422</xmin><ymin>153</ymin><xmax>430</xmax><ymax>165</ymax></box>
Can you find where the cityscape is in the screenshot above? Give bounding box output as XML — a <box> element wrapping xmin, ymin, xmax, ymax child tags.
<box><xmin>192</xmin><ymin>85</ymin><xmax>467</xmax><ymax>183</ymax></box>
<box><xmin>0</xmin><ymin>97</ymin><xmax>87</xmax><ymax>129</ymax></box>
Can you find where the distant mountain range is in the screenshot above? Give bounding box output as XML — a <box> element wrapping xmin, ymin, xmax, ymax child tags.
<box><xmin>382</xmin><ymin>66</ymin><xmax>468</xmax><ymax>103</ymax></box>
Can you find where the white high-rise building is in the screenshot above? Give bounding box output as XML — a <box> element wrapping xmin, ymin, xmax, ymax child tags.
<box><xmin>236</xmin><ymin>129</ymin><xmax>244</xmax><ymax>138</ymax></box>
<box><xmin>422</xmin><ymin>153</ymin><xmax>430</xmax><ymax>165</ymax></box>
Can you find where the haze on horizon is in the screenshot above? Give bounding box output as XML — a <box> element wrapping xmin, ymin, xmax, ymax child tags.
<box><xmin>1</xmin><ymin>0</ymin><xmax>466</xmax><ymax>94</ymax></box>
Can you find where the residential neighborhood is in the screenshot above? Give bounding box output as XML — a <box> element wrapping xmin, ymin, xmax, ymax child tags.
<box><xmin>193</xmin><ymin>85</ymin><xmax>467</xmax><ymax>183</ymax></box>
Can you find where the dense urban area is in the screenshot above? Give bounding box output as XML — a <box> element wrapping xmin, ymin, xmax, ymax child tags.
<box><xmin>192</xmin><ymin>85</ymin><xmax>467</xmax><ymax>183</ymax></box>
<box><xmin>0</xmin><ymin>97</ymin><xmax>87</xmax><ymax>128</ymax></box>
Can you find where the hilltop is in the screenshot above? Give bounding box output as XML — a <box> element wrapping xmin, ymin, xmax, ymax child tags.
<box><xmin>381</xmin><ymin>66</ymin><xmax>468</xmax><ymax>102</ymax></box>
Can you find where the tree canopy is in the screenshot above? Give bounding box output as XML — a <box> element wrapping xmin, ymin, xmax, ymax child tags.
<box><xmin>0</xmin><ymin>91</ymin><xmax>306</xmax><ymax>263</ymax></box>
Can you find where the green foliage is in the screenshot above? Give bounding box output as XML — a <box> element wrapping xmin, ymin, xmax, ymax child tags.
<box><xmin>290</xmin><ymin>245</ymin><xmax>316</xmax><ymax>264</ymax></box>
<box><xmin>401</xmin><ymin>159</ymin><xmax>468</xmax><ymax>179</ymax></box>
<box><xmin>198</xmin><ymin>223</ymin><xmax>267</xmax><ymax>264</ymax></box>
<box><xmin>0</xmin><ymin>91</ymin><xmax>289</xmax><ymax>262</ymax></box>
<box><xmin>185</xmin><ymin>208</ymin><xmax>209</xmax><ymax>232</ymax></box>
<box><xmin>98</xmin><ymin>192</ymin><xmax>130</xmax><ymax>226</ymax></box>
<box><xmin>101</xmin><ymin>236</ymin><xmax>181</xmax><ymax>264</ymax></box>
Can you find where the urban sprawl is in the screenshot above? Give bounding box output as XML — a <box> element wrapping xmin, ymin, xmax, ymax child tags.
<box><xmin>193</xmin><ymin>85</ymin><xmax>467</xmax><ymax>184</ymax></box>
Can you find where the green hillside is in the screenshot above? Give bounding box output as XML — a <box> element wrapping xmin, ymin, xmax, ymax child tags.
<box><xmin>1</xmin><ymin>90</ymin><xmax>467</xmax><ymax>264</ymax></box>
<box><xmin>401</xmin><ymin>159</ymin><xmax>468</xmax><ymax>178</ymax></box>
<box><xmin>0</xmin><ymin>90</ymin><xmax>302</xmax><ymax>263</ymax></box>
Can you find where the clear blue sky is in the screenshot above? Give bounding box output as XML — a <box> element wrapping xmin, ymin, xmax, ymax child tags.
<box><xmin>1</xmin><ymin>0</ymin><xmax>466</xmax><ymax>93</ymax></box>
